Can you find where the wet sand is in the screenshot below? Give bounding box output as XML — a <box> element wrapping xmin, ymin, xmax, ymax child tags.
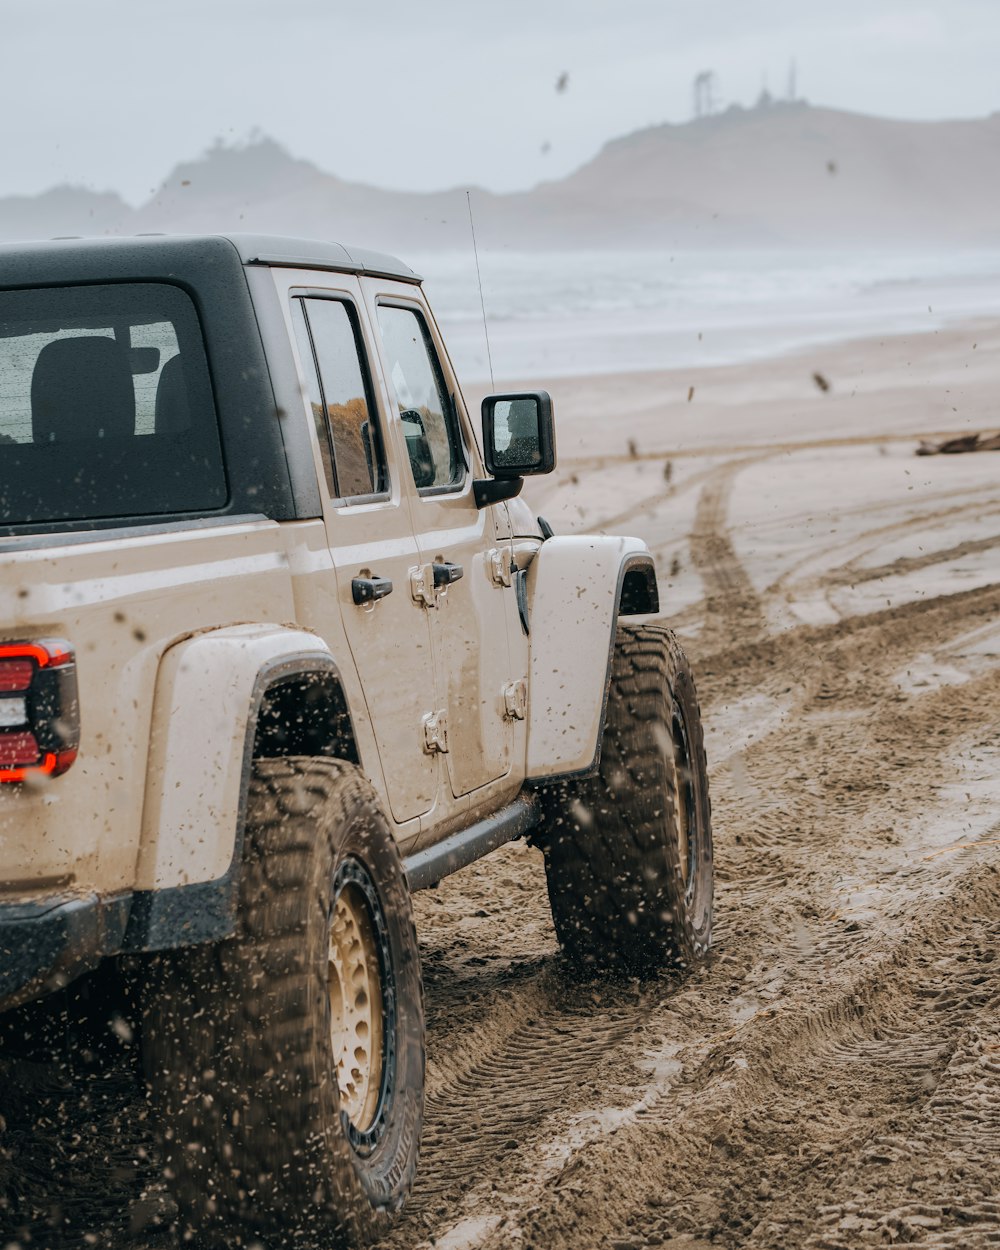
<box><xmin>4</xmin><ymin>318</ymin><xmax>1000</xmax><ymax>1249</ymax></box>
<box><xmin>406</xmin><ymin>317</ymin><xmax>1000</xmax><ymax>1249</ymax></box>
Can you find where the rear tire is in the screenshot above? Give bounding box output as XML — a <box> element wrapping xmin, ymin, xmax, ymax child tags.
<box><xmin>143</xmin><ymin>757</ymin><xmax>424</xmax><ymax>1247</ymax></box>
<box><xmin>538</xmin><ymin>623</ymin><xmax>713</xmax><ymax>975</ymax></box>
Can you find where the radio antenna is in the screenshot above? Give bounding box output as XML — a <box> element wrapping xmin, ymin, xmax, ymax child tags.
<box><xmin>466</xmin><ymin>190</ymin><xmax>495</xmax><ymax>391</ymax></box>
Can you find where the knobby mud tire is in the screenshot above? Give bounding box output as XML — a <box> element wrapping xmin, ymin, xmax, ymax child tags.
<box><xmin>538</xmin><ymin>623</ymin><xmax>713</xmax><ymax>975</ymax></box>
<box><xmin>143</xmin><ymin>757</ymin><xmax>424</xmax><ymax>1247</ymax></box>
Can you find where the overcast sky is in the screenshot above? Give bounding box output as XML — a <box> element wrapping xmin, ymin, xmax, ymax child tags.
<box><xmin>4</xmin><ymin>0</ymin><xmax>999</xmax><ymax>204</ymax></box>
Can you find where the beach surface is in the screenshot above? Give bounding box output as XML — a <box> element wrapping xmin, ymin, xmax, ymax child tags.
<box><xmin>402</xmin><ymin>319</ymin><xmax>1000</xmax><ymax>1249</ymax></box>
<box><xmin>519</xmin><ymin>316</ymin><xmax>1000</xmax><ymax>629</ymax></box>
<box><xmin>4</xmin><ymin>320</ymin><xmax>1000</xmax><ymax>1250</ymax></box>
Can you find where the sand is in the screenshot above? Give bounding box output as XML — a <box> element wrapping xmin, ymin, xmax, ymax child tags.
<box><xmin>511</xmin><ymin>316</ymin><xmax>1000</xmax><ymax>630</ymax></box>
<box><xmin>3</xmin><ymin>318</ymin><xmax>1000</xmax><ymax>1249</ymax></box>
<box><xmin>397</xmin><ymin>320</ymin><xmax>1000</xmax><ymax>1249</ymax></box>
<box><xmin>408</xmin><ymin>318</ymin><xmax>1000</xmax><ymax>1249</ymax></box>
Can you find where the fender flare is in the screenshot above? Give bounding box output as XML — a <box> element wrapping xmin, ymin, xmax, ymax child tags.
<box><xmin>524</xmin><ymin>535</ymin><xmax>657</xmax><ymax>783</ymax></box>
<box><xmin>123</xmin><ymin>624</ymin><xmax>352</xmax><ymax>951</ymax></box>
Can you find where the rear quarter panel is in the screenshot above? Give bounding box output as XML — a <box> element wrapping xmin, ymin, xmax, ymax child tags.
<box><xmin>0</xmin><ymin>520</ymin><xmax>294</xmax><ymax>900</ymax></box>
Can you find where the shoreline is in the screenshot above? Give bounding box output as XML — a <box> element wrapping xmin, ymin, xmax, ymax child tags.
<box><xmin>496</xmin><ymin>313</ymin><xmax>1000</xmax><ymax>637</ymax></box>
<box><xmin>461</xmin><ymin>312</ymin><xmax>1000</xmax><ymax>394</ymax></box>
<box><xmin>462</xmin><ymin>315</ymin><xmax>1000</xmax><ymax>469</ymax></box>
<box><xmin>429</xmin><ymin>245</ymin><xmax>1000</xmax><ymax>385</ymax></box>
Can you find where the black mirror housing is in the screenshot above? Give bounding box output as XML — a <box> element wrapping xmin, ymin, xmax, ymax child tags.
<box><xmin>481</xmin><ymin>391</ymin><xmax>556</xmax><ymax>479</ymax></box>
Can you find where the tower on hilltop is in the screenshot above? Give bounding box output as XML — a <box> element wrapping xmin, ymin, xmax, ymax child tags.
<box><xmin>693</xmin><ymin>70</ymin><xmax>717</xmax><ymax>119</ymax></box>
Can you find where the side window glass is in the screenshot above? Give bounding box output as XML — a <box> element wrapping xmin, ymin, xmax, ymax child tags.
<box><xmin>292</xmin><ymin>297</ymin><xmax>386</xmax><ymax>500</ymax></box>
<box><xmin>376</xmin><ymin>304</ymin><xmax>463</xmax><ymax>491</ymax></box>
<box><xmin>291</xmin><ymin>300</ymin><xmax>336</xmax><ymax>495</ymax></box>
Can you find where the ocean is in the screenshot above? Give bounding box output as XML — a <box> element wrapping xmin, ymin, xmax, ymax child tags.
<box><xmin>413</xmin><ymin>248</ymin><xmax>1000</xmax><ymax>385</ymax></box>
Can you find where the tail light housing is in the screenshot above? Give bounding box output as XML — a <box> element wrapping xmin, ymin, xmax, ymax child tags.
<box><xmin>0</xmin><ymin>640</ymin><xmax>79</xmax><ymax>781</ymax></box>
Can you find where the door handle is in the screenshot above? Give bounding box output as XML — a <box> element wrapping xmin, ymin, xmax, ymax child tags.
<box><xmin>352</xmin><ymin>575</ymin><xmax>393</xmax><ymax>605</ymax></box>
<box><xmin>432</xmin><ymin>561</ymin><xmax>464</xmax><ymax>588</ymax></box>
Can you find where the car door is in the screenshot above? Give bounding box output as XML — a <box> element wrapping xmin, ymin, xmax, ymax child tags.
<box><xmin>280</xmin><ymin>275</ymin><xmax>440</xmax><ymax>826</ymax></box>
<box><xmin>363</xmin><ymin>279</ymin><xmax>516</xmax><ymax>801</ymax></box>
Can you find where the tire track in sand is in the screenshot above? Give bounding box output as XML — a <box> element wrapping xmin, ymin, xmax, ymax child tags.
<box><xmin>688</xmin><ymin>458</ymin><xmax>766</xmax><ymax>649</ymax></box>
<box><xmin>765</xmin><ymin>494</ymin><xmax>1000</xmax><ymax>602</ymax></box>
<box><xmin>419</xmin><ymin>641</ymin><xmax>1000</xmax><ymax>1248</ymax></box>
<box><xmin>5</xmin><ymin>576</ymin><xmax>1000</xmax><ymax>1248</ymax></box>
<box><xmin>466</xmin><ymin>862</ymin><xmax>1000</xmax><ymax>1250</ymax></box>
<box><xmin>387</xmin><ymin>582</ymin><xmax>1000</xmax><ymax>1249</ymax></box>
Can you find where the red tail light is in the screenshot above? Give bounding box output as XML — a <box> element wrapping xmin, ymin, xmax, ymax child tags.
<box><xmin>0</xmin><ymin>640</ymin><xmax>79</xmax><ymax>782</ymax></box>
<box><xmin>0</xmin><ymin>658</ymin><xmax>35</xmax><ymax>693</ymax></box>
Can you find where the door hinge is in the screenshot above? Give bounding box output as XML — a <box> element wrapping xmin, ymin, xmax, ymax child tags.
<box><xmin>502</xmin><ymin>679</ymin><xmax>528</xmax><ymax>721</ymax></box>
<box><xmin>422</xmin><ymin>709</ymin><xmax>449</xmax><ymax>754</ymax></box>
<box><xmin>487</xmin><ymin>547</ymin><xmax>513</xmax><ymax>588</ymax></box>
<box><xmin>409</xmin><ymin>565</ymin><xmax>436</xmax><ymax>608</ymax></box>
<box><xmin>411</xmin><ymin>561</ymin><xmax>465</xmax><ymax>608</ymax></box>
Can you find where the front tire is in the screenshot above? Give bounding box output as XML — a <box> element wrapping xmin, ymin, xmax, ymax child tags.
<box><xmin>144</xmin><ymin>757</ymin><xmax>424</xmax><ymax>1246</ymax></box>
<box><xmin>538</xmin><ymin>623</ymin><xmax>713</xmax><ymax>975</ymax></box>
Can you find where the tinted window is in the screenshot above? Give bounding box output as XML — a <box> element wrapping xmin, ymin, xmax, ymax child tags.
<box><xmin>292</xmin><ymin>297</ymin><xmax>385</xmax><ymax>500</ymax></box>
<box><xmin>0</xmin><ymin>282</ymin><xmax>226</xmax><ymax>528</ymax></box>
<box><xmin>376</xmin><ymin>304</ymin><xmax>463</xmax><ymax>491</ymax></box>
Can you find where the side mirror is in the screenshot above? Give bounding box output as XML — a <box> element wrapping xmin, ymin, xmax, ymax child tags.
<box><xmin>482</xmin><ymin>391</ymin><xmax>556</xmax><ymax>479</ymax></box>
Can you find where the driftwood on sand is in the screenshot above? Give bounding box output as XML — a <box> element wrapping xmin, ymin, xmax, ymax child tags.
<box><xmin>916</xmin><ymin>431</ymin><xmax>1000</xmax><ymax>455</ymax></box>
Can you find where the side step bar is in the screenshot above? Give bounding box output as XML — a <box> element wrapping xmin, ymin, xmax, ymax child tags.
<box><xmin>404</xmin><ymin>795</ymin><xmax>541</xmax><ymax>891</ymax></box>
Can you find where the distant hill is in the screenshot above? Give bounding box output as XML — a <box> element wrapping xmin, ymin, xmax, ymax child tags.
<box><xmin>132</xmin><ymin>137</ymin><xmax>502</xmax><ymax>252</ymax></box>
<box><xmin>540</xmin><ymin>102</ymin><xmax>1000</xmax><ymax>247</ymax></box>
<box><xmin>0</xmin><ymin>185</ymin><xmax>134</xmax><ymax>242</ymax></box>
<box><xmin>137</xmin><ymin>136</ymin><xmax>323</xmax><ymax>229</ymax></box>
<box><xmin>3</xmin><ymin>103</ymin><xmax>1000</xmax><ymax>251</ymax></box>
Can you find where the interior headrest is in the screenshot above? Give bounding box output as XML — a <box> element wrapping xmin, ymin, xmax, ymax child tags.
<box><xmin>32</xmin><ymin>336</ymin><xmax>136</xmax><ymax>444</ymax></box>
<box><xmin>154</xmin><ymin>354</ymin><xmax>191</xmax><ymax>434</ymax></box>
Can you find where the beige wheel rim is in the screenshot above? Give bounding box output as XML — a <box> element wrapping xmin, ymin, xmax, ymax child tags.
<box><xmin>677</xmin><ymin>778</ymin><xmax>691</xmax><ymax>886</ymax></box>
<box><xmin>328</xmin><ymin>880</ymin><xmax>385</xmax><ymax>1133</ymax></box>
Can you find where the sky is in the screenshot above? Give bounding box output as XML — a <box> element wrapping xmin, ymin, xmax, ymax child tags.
<box><xmin>3</xmin><ymin>0</ymin><xmax>999</xmax><ymax>205</ymax></box>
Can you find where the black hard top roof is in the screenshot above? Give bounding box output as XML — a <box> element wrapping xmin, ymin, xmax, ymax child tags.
<box><xmin>0</xmin><ymin>232</ymin><xmax>420</xmax><ymax>285</ymax></box>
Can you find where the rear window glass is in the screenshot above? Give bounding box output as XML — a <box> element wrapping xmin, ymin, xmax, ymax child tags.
<box><xmin>0</xmin><ymin>282</ymin><xmax>227</xmax><ymax>528</ymax></box>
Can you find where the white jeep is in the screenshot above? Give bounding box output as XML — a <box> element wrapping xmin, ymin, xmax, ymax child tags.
<box><xmin>0</xmin><ymin>234</ymin><xmax>712</xmax><ymax>1244</ymax></box>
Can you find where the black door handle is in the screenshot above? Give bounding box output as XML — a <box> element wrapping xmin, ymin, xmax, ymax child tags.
<box><xmin>432</xmin><ymin>561</ymin><xmax>464</xmax><ymax>588</ymax></box>
<box><xmin>352</xmin><ymin>575</ymin><xmax>393</xmax><ymax>605</ymax></box>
